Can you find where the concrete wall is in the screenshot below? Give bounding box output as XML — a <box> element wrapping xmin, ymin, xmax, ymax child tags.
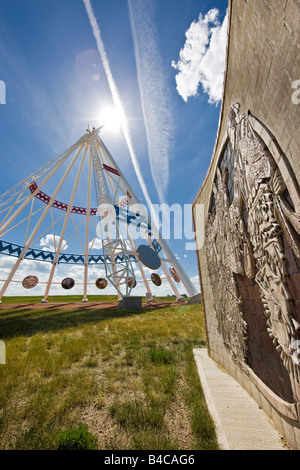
<box><xmin>193</xmin><ymin>0</ymin><xmax>300</xmax><ymax>449</ymax></box>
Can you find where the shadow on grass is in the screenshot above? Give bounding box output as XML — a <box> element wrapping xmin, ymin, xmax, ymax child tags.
<box><xmin>0</xmin><ymin>302</ymin><xmax>178</xmax><ymax>340</ymax></box>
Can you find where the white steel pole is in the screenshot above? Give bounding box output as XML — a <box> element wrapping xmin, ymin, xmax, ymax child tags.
<box><xmin>92</xmin><ymin>136</ymin><xmax>123</xmax><ymax>299</ymax></box>
<box><xmin>42</xmin><ymin>146</ymin><xmax>88</xmax><ymax>302</ymax></box>
<box><xmin>24</xmin><ymin>198</ymin><xmax>34</xmax><ymax>245</ymax></box>
<box><xmin>0</xmin><ymin>185</ymin><xmax>28</xmax><ymax>226</ymax></box>
<box><xmin>83</xmin><ymin>148</ymin><xmax>93</xmax><ymax>302</ymax></box>
<box><xmin>160</xmin><ymin>261</ymin><xmax>180</xmax><ymax>299</ymax></box>
<box><xmin>0</xmin><ymin>144</ymin><xmax>84</xmax><ymax>302</ymax></box>
<box><xmin>145</xmin><ymin>235</ymin><xmax>180</xmax><ymax>299</ymax></box>
<box><xmin>96</xmin><ymin>134</ymin><xmax>198</xmax><ymax>298</ymax></box>
<box><xmin>127</xmin><ymin>228</ymin><xmax>152</xmax><ymax>297</ymax></box>
<box><xmin>0</xmin><ymin>139</ymin><xmax>84</xmax><ymax>237</ymax></box>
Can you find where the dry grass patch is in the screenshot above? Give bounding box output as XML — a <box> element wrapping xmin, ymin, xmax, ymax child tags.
<box><xmin>0</xmin><ymin>300</ymin><xmax>218</xmax><ymax>450</ymax></box>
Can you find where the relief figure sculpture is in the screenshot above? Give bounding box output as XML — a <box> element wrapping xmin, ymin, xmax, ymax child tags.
<box><xmin>206</xmin><ymin>103</ymin><xmax>300</xmax><ymax>382</ymax></box>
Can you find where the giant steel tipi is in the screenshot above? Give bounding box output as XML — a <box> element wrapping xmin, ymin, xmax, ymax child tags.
<box><xmin>0</xmin><ymin>127</ymin><xmax>199</xmax><ymax>303</ymax></box>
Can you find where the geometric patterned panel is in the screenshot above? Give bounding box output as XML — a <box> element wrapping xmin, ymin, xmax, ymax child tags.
<box><xmin>0</xmin><ymin>239</ymin><xmax>161</xmax><ymax>264</ymax></box>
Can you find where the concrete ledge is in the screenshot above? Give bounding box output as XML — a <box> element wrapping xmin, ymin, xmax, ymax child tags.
<box><xmin>193</xmin><ymin>348</ymin><xmax>290</xmax><ymax>450</ymax></box>
<box><xmin>246</xmin><ymin>365</ymin><xmax>298</xmax><ymax>421</ymax></box>
<box><xmin>116</xmin><ymin>296</ymin><xmax>142</xmax><ymax>309</ymax></box>
<box><xmin>187</xmin><ymin>293</ymin><xmax>202</xmax><ymax>304</ymax></box>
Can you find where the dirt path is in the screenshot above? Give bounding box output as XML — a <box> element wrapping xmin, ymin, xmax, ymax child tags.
<box><xmin>0</xmin><ymin>301</ymin><xmax>184</xmax><ymax>310</ymax></box>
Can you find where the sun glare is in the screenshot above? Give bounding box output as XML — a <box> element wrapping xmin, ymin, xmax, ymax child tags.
<box><xmin>100</xmin><ymin>106</ymin><xmax>125</xmax><ymax>133</ymax></box>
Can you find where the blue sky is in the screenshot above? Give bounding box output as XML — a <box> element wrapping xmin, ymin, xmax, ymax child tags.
<box><xmin>0</xmin><ymin>0</ymin><xmax>228</xmax><ymax>297</ymax></box>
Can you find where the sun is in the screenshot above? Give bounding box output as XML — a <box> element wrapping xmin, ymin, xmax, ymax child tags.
<box><xmin>100</xmin><ymin>106</ymin><xmax>126</xmax><ymax>134</ymax></box>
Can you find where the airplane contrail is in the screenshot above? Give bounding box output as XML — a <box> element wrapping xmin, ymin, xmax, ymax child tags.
<box><xmin>82</xmin><ymin>0</ymin><xmax>156</xmax><ymax>220</ymax></box>
<box><xmin>128</xmin><ymin>0</ymin><xmax>173</xmax><ymax>205</ymax></box>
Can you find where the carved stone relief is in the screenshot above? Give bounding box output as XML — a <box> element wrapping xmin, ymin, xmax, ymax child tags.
<box><xmin>206</xmin><ymin>104</ymin><xmax>300</xmax><ymax>384</ymax></box>
<box><xmin>206</xmin><ymin>167</ymin><xmax>248</xmax><ymax>366</ymax></box>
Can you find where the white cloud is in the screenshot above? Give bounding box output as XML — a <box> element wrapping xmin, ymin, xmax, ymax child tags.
<box><xmin>0</xmin><ymin>252</ymin><xmax>194</xmax><ymax>298</ymax></box>
<box><xmin>89</xmin><ymin>237</ymin><xmax>102</xmax><ymax>250</ymax></box>
<box><xmin>172</xmin><ymin>9</ymin><xmax>228</xmax><ymax>104</ymax></box>
<box><xmin>39</xmin><ymin>234</ymin><xmax>68</xmax><ymax>251</ymax></box>
<box><xmin>190</xmin><ymin>274</ymin><xmax>200</xmax><ymax>291</ymax></box>
<box><xmin>0</xmin><ymin>254</ymin><xmax>109</xmax><ymax>297</ymax></box>
<box><xmin>0</xmin><ymin>255</ymin><xmax>51</xmax><ymax>296</ymax></box>
<box><xmin>0</xmin><ymin>256</ymin><xmax>50</xmax><ymax>278</ymax></box>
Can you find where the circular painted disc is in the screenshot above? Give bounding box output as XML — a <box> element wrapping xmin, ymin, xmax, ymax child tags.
<box><xmin>22</xmin><ymin>275</ymin><xmax>39</xmax><ymax>289</ymax></box>
<box><xmin>95</xmin><ymin>278</ymin><xmax>107</xmax><ymax>290</ymax></box>
<box><xmin>127</xmin><ymin>277</ymin><xmax>137</xmax><ymax>288</ymax></box>
<box><xmin>169</xmin><ymin>267</ymin><xmax>180</xmax><ymax>283</ymax></box>
<box><xmin>151</xmin><ymin>273</ymin><xmax>162</xmax><ymax>286</ymax></box>
<box><xmin>137</xmin><ymin>244</ymin><xmax>161</xmax><ymax>270</ymax></box>
<box><xmin>61</xmin><ymin>277</ymin><xmax>75</xmax><ymax>290</ymax></box>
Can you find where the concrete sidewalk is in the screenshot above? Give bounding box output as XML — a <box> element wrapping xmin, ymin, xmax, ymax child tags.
<box><xmin>193</xmin><ymin>348</ymin><xmax>290</xmax><ymax>450</ymax></box>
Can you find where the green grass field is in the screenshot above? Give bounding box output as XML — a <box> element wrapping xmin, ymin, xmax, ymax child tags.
<box><xmin>0</xmin><ymin>296</ymin><xmax>218</xmax><ymax>450</ymax></box>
